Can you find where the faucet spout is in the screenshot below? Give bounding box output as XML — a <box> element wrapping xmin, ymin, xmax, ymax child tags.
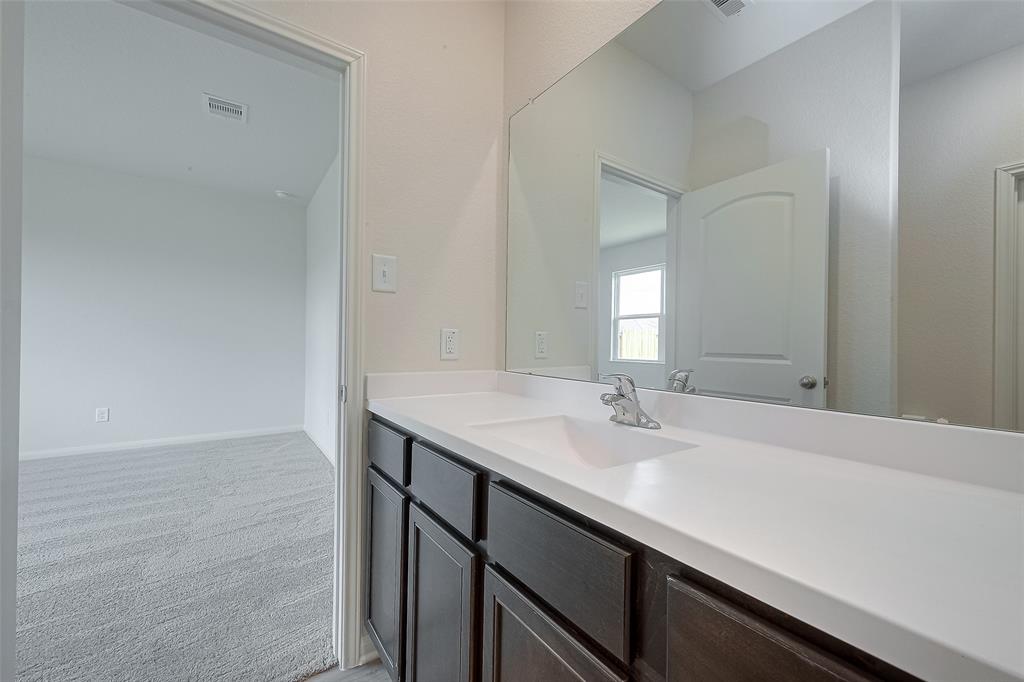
<box><xmin>599</xmin><ymin>374</ymin><xmax>661</xmax><ymax>429</ymax></box>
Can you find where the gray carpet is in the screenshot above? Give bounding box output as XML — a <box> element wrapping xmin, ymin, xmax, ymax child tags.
<box><xmin>17</xmin><ymin>431</ymin><xmax>338</xmax><ymax>682</ymax></box>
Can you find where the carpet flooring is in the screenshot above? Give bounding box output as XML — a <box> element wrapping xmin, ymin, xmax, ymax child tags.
<box><xmin>17</xmin><ymin>432</ymin><xmax>338</xmax><ymax>682</ymax></box>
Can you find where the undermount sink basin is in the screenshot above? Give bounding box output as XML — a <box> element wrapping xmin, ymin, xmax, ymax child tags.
<box><xmin>470</xmin><ymin>415</ymin><xmax>697</xmax><ymax>469</ymax></box>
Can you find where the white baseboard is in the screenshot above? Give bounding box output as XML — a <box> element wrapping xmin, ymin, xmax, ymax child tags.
<box><xmin>304</xmin><ymin>429</ymin><xmax>336</xmax><ymax>466</ymax></box>
<box><xmin>19</xmin><ymin>425</ymin><xmax>304</xmax><ymax>460</ymax></box>
<box><xmin>357</xmin><ymin>632</ymin><xmax>379</xmax><ymax>666</ymax></box>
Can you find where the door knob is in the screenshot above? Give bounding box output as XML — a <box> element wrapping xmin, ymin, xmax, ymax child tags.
<box><xmin>798</xmin><ymin>375</ymin><xmax>818</xmax><ymax>389</ymax></box>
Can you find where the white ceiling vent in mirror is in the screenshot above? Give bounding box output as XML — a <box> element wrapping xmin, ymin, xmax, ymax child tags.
<box><xmin>204</xmin><ymin>93</ymin><xmax>248</xmax><ymax>123</ymax></box>
<box><xmin>704</xmin><ymin>0</ymin><xmax>753</xmax><ymax>21</ymax></box>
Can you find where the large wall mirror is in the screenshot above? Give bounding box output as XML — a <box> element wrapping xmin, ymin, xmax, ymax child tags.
<box><xmin>506</xmin><ymin>0</ymin><xmax>1024</xmax><ymax>431</ymax></box>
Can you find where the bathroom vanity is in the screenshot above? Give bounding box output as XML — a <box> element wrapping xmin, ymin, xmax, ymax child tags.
<box><xmin>360</xmin><ymin>0</ymin><xmax>1024</xmax><ymax>679</ymax></box>
<box><xmin>361</xmin><ymin>372</ymin><xmax>1023</xmax><ymax>682</ymax></box>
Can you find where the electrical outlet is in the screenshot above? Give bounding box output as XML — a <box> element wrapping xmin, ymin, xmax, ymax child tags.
<box><xmin>574</xmin><ymin>281</ymin><xmax>589</xmax><ymax>309</ymax></box>
<box><xmin>371</xmin><ymin>254</ymin><xmax>398</xmax><ymax>293</ymax></box>
<box><xmin>440</xmin><ymin>328</ymin><xmax>460</xmax><ymax>360</ymax></box>
<box><xmin>535</xmin><ymin>331</ymin><xmax>549</xmax><ymax>359</ymax></box>
<box><xmin>95</xmin><ymin>407</ymin><xmax>110</xmax><ymax>423</ymax></box>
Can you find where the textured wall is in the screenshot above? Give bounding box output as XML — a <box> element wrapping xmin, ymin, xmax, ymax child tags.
<box><xmin>505</xmin><ymin>41</ymin><xmax>691</xmax><ymax>375</ymax></box>
<box><xmin>499</xmin><ymin>0</ymin><xmax>660</xmax><ymax>367</ymax></box>
<box><xmin>21</xmin><ymin>157</ymin><xmax>307</xmax><ymax>454</ymax></box>
<box><xmin>253</xmin><ymin>0</ymin><xmax>506</xmax><ymax>373</ymax></box>
<box><xmin>898</xmin><ymin>44</ymin><xmax>1024</xmax><ymax>426</ymax></box>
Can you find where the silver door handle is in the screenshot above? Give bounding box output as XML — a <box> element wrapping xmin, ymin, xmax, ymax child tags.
<box><xmin>798</xmin><ymin>375</ymin><xmax>818</xmax><ymax>389</ymax></box>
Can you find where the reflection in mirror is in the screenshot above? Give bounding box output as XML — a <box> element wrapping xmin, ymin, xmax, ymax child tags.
<box><xmin>505</xmin><ymin>0</ymin><xmax>1024</xmax><ymax>432</ymax></box>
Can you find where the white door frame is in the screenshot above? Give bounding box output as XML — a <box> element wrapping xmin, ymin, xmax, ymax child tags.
<box><xmin>592</xmin><ymin>152</ymin><xmax>685</xmax><ymax>385</ymax></box>
<box><xmin>994</xmin><ymin>160</ymin><xmax>1024</xmax><ymax>430</ymax></box>
<box><xmin>0</xmin><ymin>0</ymin><xmax>371</xmax><ymax>673</ymax></box>
<box><xmin>0</xmin><ymin>3</ymin><xmax>25</xmax><ymax>680</ymax></box>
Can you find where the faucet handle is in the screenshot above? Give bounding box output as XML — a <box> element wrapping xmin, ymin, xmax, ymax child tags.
<box><xmin>600</xmin><ymin>373</ymin><xmax>637</xmax><ymax>397</ymax></box>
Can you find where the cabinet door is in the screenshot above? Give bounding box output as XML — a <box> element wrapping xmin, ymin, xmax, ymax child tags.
<box><xmin>405</xmin><ymin>503</ymin><xmax>479</xmax><ymax>682</ymax></box>
<box><xmin>365</xmin><ymin>467</ymin><xmax>409</xmax><ymax>682</ymax></box>
<box><xmin>481</xmin><ymin>566</ymin><xmax>627</xmax><ymax>682</ymax></box>
<box><xmin>666</xmin><ymin>577</ymin><xmax>875</xmax><ymax>682</ymax></box>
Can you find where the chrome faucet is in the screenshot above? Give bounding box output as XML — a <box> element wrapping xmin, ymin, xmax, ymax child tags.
<box><xmin>600</xmin><ymin>374</ymin><xmax>661</xmax><ymax>429</ymax></box>
<box><xmin>667</xmin><ymin>369</ymin><xmax>697</xmax><ymax>394</ymax></box>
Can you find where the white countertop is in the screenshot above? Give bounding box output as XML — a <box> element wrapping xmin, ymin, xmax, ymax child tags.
<box><xmin>368</xmin><ymin>389</ymin><xmax>1024</xmax><ymax>682</ymax></box>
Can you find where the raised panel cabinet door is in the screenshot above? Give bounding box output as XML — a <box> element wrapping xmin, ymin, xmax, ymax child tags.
<box><xmin>666</xmin><ymin>577</ymin><xmax>876</xmax><ymax>682</ymax></box>
<box><xmin>405</xmin><ymin>503</ymin><xmax>479</xmax><ymax>682</ymax></box>
<box><xmin>481</xmin><ymin>566</ymin><xmax>627</xmax><ymax>682</ymax></box>
<box><xmin>366</xmin><ymin>467</ymin><xmax>409</xmax><ymax>682</ymax></box>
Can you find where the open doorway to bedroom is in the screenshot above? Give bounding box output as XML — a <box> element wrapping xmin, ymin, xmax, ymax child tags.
<box><xmin>16</xmin><ymin>2</ymin><xmax>354</xmax><ymax>679</ymax></box>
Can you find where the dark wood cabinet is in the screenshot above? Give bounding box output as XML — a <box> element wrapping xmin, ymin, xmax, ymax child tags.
<box><xmin>365</xmin><ymin>467</ymin><xmax>409</xmax><ymax>682</ymax></box>
<box><xmin>409</xmin><ymin>443</ymin><xmax>481</xmax><ymax>541</ymax></box>
<box><xmin>487</xmin><ymin>483</ymin><xmax>634</xmax><ymax>663</ymax></box>
<box><xmin>481</xmin><ymin>566</ymin><xmax>627</xmax><ymax>682</ymax></box>
<box><xmin>369</xmin><ymin>419</ymin><xmax>411</xmax><ymax>485</ymax></box>
<box><xmin>405</xmin><ymin>503</ymin><xmax>480</xmax><ymax>682</ymax></box>
<box><xmin>665</xmin><ymin>577</ymin><xmax>876</xmax><ymax>682</ymax></box>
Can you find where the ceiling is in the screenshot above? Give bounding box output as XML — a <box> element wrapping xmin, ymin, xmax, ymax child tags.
<box><xmin>616</xmin><ymin>0</ymin><xmax>1024</xmax><ymax>95</ymax></box>
<box><xmin>600</xmin><ymin>173</ymin><xmax>668</xmax><ymax>249</ymax></box>
<box><xmin>899</xmin><ymin>1</ymin><xmax>1024</xmax><ymax>86</ymax></box>
<box><xmin>616</xmin><ymin>0</ymin><xmax>871</xmax><ymax>93</ymax></box>
<box><xmin>24</xmin><ymin>1</ymin><xmax>339</xmax><ymax>203</ymax></box>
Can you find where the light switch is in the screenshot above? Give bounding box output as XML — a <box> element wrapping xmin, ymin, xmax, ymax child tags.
<box><xmin>574</xmin><ymin>281</ymin><xmax>589</xmax><ymax>309</ymax></box>
<box><xmin>371</xmin><ymin>254</ymin><xmax>398</xmax><ymax>293</ymax></box>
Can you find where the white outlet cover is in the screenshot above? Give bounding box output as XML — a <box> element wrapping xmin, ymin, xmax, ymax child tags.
<box><xmin>440</xmin><ymin>328</ymin><xmax>460</xmax><ymax>360</ymax></box>
<box><xmin>574</xmin><ymin>281</ymin><xmax>589</xmax><ymax>309</ymax></box>
<box><xmin>371</xmin><ymin>254</ymin><xmax>398</xmax><ymax>293</ymax></box>
<box><xmin>535</xmin><ymin>331</ymin><xmax>549</xmax><ymax>359</ymax></box>
<box><xmin>95</xmin><ymin>407</ymin><xmax>110</xmax><ymax>423</ymax></box>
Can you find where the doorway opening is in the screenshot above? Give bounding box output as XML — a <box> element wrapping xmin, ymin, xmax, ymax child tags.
<box><xmin>1</xmin><ymin>1</ymin><xmax>370</xmax><ymax>679</ymax></box>
<box><xmin>994</xmin><ymin>162</ymin><xmax>1024</xmax><ymax>430</ymax></box>
<box><xmin>594</xmin><ymin>161</ymin><xmax>681</xmax><ymax>390</ymax></box>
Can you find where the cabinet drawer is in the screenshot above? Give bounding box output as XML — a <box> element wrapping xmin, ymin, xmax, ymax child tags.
<box><xmin>369</xmin><ymin>420</ymin><xmax>410</xmax><ymax>486</ymax></box>
<box><xmin>482</xmin><ymin>566</ymin><xmax>627</xmax><ymax>682</ymax></box>
<box><xmin>486</xmin><ymin>483</ymin><xmax>634</xmax><ymax>663</ymax></box>
<box><xmin>666</xmin><ymin>577</ymin><xmax>875</xmax><ymax>682</ymax></box>
<box><xmin>409</xmin><ymin>442</ymin><xmax>481</xmax><ymax>541</ymax></box>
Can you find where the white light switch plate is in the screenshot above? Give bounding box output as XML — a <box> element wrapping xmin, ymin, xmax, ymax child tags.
<box><xmin>535</xmin><ymin>331</ymin><xmax>549</xmax><ymax>359</ymax></box>
<box><xmin>371</xmin><ymin>254</ymin><xmax>398</xmax><ymax>293</ymax></box>
<box><xmin>440</xmin><ymin>328</ymin><xmax>460</xmax><ymax>360</ymax></box>
<box><xmin>574</xmin><ymin>281</ymin><xmax>589</xmax><ymax>309</ymax></box>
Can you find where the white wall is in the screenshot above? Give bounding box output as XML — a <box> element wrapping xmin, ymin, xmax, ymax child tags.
<box><xmin>20</xmin><ymin>157</ymin><xmax>307</xmax><ymax>455</ymax></box>
<box><xmin>689</xmin><ymin>2</ymin><xmax>900</xmax><ymax>416</ymax></box>
<box><xmin>253</xmin><ymin>0</ymin><xmax>505</xmax><ymax>373</ymax></box>
<box><xmin>304</xmin><ymin>155</ymin><xmax>341</xmax><ymax>463</ymax></box>
<box><xmin>598</xmin><ymin>235</ymin><xmax>666</xmax><ymax>387</ymax></box>
<box><xmin>253</xmin><ymin>1</ymin><xmax>658</xmax><ymax>376</ymax></box>
<box><xmin>898</xmin><ymin>44</ymin><xmax>1024</xmax><ymax>426</ymax></box>
<box><xmin>506</xmin><ymin>40</ymin><xmax>692</xmax><ymax>373</ymax></box>
<box><xmin>500</xmin><ymin>0</ymin><xmax>660</xmax><ymax>367</ymax></box>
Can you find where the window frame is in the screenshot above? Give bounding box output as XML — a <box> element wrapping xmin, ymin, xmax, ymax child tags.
<box><xmin>610</xmin><ymin>263</ymin><xmax>666</xmax><ymax>364</ymax></box>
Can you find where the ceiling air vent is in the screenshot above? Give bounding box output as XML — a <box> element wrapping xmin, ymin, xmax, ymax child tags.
<box><xmin>703</xmin><ymin>0</ymin><xmax>752</xmax><ymax>20</ymax></box>
<box><xmin>203</xmin><ymin>93</ymin><xmax>248</xmax><ymax>123</ymax></box>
